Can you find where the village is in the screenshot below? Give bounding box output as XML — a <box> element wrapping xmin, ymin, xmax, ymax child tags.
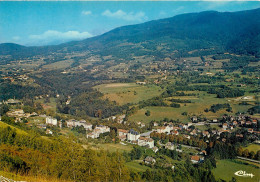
<box><xmin>1</xmin><ymin>98</ymin><xmax>259</xmax><ymax>167</ymax></box>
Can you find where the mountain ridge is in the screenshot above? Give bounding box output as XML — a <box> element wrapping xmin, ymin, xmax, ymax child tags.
<box><xmin>0</xmin><ymin>8</ymin><xmax>259</xmax><ymax>58</ymax></box>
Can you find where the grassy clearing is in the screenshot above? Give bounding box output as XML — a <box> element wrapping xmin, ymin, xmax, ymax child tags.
<box><xmin>125</xmin><ymin>161</ymin><xmax>151</xmax><ymax>172</ymax></box>
<box><xmin>85</xmin><ymin>142</ymin><xmax>133</xmax><ymax>153</ymax></box>
<box><xmin>243</xmin><ymin>144</ymin><xmax>260</xmax><ymax>153</ymax></box>
<box><xmin>37</xmin><ymin>97</ymin><xmax>57</xmax><ymax>111</ymax></box>
<box><xmin>212</xmin><ymin>159</ymin><xmax>260</xmax><ymax>182</ymax></box>
<box><xmin>95</xmin><ymin>83</ymin><xmax>162</xmax><ymax>105</ymax></box>
<box><xmin>0</xmin><ymin>121</ymin><xmax>28</xmax><ymax>135</ymax></box>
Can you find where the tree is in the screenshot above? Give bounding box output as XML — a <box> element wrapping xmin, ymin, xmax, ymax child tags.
<box><xmin>249</xmin><ymin>151</ymin><xmax>255</xmax><ymax>159</ymax></box>
<box><xmin>145</xmin><ymin>110</ymin><xmax>151</xmax><ymax>116</ymax></box>
<box><xmin>237</xmin><ymin>147</ymin><xmax>243</xmax><ymax>156</ymax></box>
<box><xmin>242</xmin><ymin>149</ymin><xmax>249</xmax><ymax>158</ymax></box>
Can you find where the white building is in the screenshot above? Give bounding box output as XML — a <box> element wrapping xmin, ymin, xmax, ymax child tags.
<box><xmin>156</xmin><ymin>125</ymin><xmax>171</xmax><ymax>134</ymax></box>
<box><xmin>127</xmin><ymin>129</ymin><xmax>140</xmax><ymax>141</ymax></box>
<box><xmin>46</xmin><ymin>117</ymin><xmax>58</xmax><ymax>126</ymax></box>
<box><xmin>75</xmin><ymin>120</ymin><xmax>92</xmax><ymax>130</ymax></box>
<box><xmin>138</xmin><ymin>137</ymin><xmax>154</xmax><ymax>148</ymax></box>
<box><xmin>86</xmin><ymin>125</ymin><xmax>110</xmax><ymax>139</ymax></box>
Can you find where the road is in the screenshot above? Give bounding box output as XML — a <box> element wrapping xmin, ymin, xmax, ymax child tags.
<box><xmin>237</xmin><ymin>156</ymin><xmax>260</xmax><ymax>164</ymax></box>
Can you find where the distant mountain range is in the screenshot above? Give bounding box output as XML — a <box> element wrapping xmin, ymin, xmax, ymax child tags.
<box><xmin>1</xmin><ymin>8</ymin><xmax>259</xmax><ymax>59</ymax></box>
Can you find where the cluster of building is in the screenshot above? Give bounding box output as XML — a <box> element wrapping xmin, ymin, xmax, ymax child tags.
<box><xmin>67</xmin><ymin>119</ymin><xmax>92</xmax><ymax>130</ymax></box>
<box><xmin>117</xmin><ymin>129</ymin><xmax>154</xmax><ymax>148</ymax></box>
<box><xmin>86</xmin><ymin>125</ymin><xmax>110</xmax><ymax>139</ymax></box>
<box><xmin>221</xmin><ymin>115</ymin><xmax>259</xmax><ymax>134</ymax></box>
<box><xmin>6</xmin><ymin>109</ymin><xmax>38</xmax><ymax>122</ymax></box>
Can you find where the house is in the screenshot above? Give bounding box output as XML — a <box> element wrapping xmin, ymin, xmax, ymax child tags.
<box><xmin>165</xmin><ymin>142</ymin><xmax>174</xmax><ymax>150</ymax></box>
<box><xmin>67</xmin><ymin>119</ymin><xmax>76</xmax><ymax>128</ymax></box>
<box><xmin>5</xmin><ymin>99</ymin><xmax>21</xmax><ymax>105</ymax></box>
<box><xmin>136</xmin><ymin>81</ymin><xmax>146</xmax><ymax>85</ymax></box>
<box><xmin>187</xmin><ymin>122</ymin><xmax>193</xmax><ymax>127</ymax></box>
<box><xmin>117</xmin><ymin>114</ymin><xmax>126</xmax><ymax>123</ymax></box>
<box><xmin>191</xmin><ymin>116</ymin><xmax>198</xmax><ymax>123</ymax></box>
<box><xmin>190</xmin><ymin>129</ymin><xmax>197</xmax><ymax>136</ymax></box>
<box><xmin>200</xmin><ymin>150</ymin><xmax>207</xmax><ymax>156</ymax></box>
<box><xmin>118</xmin><ymin>129</ymin><xmax>128</xmax><ymax>141</ymax></box>
<box><xmin>140</xmin><ymin>123</ymin><xmax>145</xmax><ymax>128</ymax></box>
<box><xmin>202</xmin><ymin>131</ymin><xmax>210</xmax><ymax>138</ymax></box>
<box><xmin>46</xmin><ymin>129</ymin><xmax>53</xmax><ymax>135</ymax></box>
<box><xmin>152</xmin><ymin>146</ymin><xmax>159</xmax><ymax>153</ymax></box>
<box><xmin>75</xmin><ymin>120</ymin><xmax>93</xmax><ymax>130</ymax></box>
<box><xmin>222</xmin><ymin>123</ymin><xmax>228</xmax><ymax>130</ymax></box>
<box><xmin>233</xmin><ymin>121</ymin><xmax>238</xmax><ymax>125</ymax></box>
<box><xmin>153</xmin><ymin>122</ymin><xmax>158</xmax><ymax>127</ymax></box>
<box><xmin>156</xmin><ymin>125</ymin><xmax>171</xmax><ymax>134</ymax></box>
<box><xmin>191</xmin><ymin>155</ymin><xmax>204</xmax><ymax>164</ymax></box>
<box><xmin>96</xmin><ymin>125</ymin><xmax>110</xmax><ymax>133</ymax></box>
<box><xmin>212</xmin><ymin>119</ymin><xmax>218</xmax><ymax>123</ymax></box>
<box><xmin>138</xmin><ymin>137</ymin><xmax>154</xmax><ymax>148</ymax></box>
<box><xmin>86</xmin><ymin>132</ymin><xmax>99</xmax><ymax>139</ymax></box>
<box><xmin>171</xmin><ymin>130</ymin><xmax>179</xmax><ymax>135</ymax></box>
<box><xmin>248</xmin><ymin>128</ymin><xmax>254</xmax><ymax>133</ymax></box>
<box><xmin>252</xmin><ymin>120</ymin><xmax>257</xmax><ymax>125</ymax></box>
<box><xmin>37</xmin><ymin>124</ymin><xmax>47</xmax><ymax>129</ymax></box>
<box><xmin>144</xmin><ymin>156</ymin><xmax>156</xmax><ymax>164</ymax></box>
<box><xmin>46</xmin><ymin>117</ymin><xmax>58</xmax><ymax>126</ymax></box>
<box><xmin>127</xmin><ymin>129</ymin><xmax>140</xmax><ymax>142</ymax></box>
<box><xmin>183</xmin><ymin>125</ymin><xmax>189</xmax><ymax>130</ymax></box>
<box><xmin>6</xmin><ymin>109</ymin><xmax>25</xmax><ymax>117</ymax></box>
<box><xmin>183</xmin><ymin>135</ymin><xmax>191</xmax><ymax>140</ymax></box>
<box><xmin>246</xmin><ymin>121</ymin><xmax>252</xmax><ymax>126</ymax></box>
<box><xmin>86</xmin><ymin>125</ymin><xmax>110</xmax><ymax>139</ymax></box>
<box><xmin>118</xmin><ymin>129</ymin><xmax>129</xmax><ymax>136</ymax></box>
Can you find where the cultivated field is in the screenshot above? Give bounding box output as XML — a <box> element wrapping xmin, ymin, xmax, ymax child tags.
<box><xmin>128</xmin><ymin>91</ymin><xmax>254</xmax><ymax>123</ymax></box>
<box><xmin>95</xmin><ymin>83</ymin><xmax>162</xmax><ymax>105</ymax></box>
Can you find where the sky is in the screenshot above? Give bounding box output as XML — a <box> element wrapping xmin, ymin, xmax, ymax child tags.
<box><xmin>0</xmin><ymin>1</ymin><xmax>259</xmax><ymax>46</ymax></box>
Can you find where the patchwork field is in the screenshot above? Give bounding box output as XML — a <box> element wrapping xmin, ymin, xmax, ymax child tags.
<box><xmin>212</xmin><ymin>159</ymin><xmax>260</xmax><ymax>182</ymax></box>
<box><xmin>128</xmin><ymin>91</ymin><xmax>257</xmax><ymax>123</ymax></box>
<box><xmin>95</xmin><ymin>83</ymin><xmax>163</xmax><ymax>105</ymax></box>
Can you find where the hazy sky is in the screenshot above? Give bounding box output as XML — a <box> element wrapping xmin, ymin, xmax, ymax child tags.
<box><xmin>0</xmin><ymin>1</ymin><xmax>259</xmax><ymax>46</ymax></box>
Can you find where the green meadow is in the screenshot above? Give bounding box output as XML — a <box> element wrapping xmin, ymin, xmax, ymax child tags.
<box><xmin>212</xmin><ymin>159</ymin><xmax>260</xmax><ymax>182</ymax></box>
<box><xmin>95</xmin><ymin>83</ymin><xmax>162</xmax><ymax>105</ymax></box>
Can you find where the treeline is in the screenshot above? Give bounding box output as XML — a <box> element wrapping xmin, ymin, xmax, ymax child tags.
<box><xmin>222</xmin><ymin>56</ymin><xmax>259</xmax><ymax>71</ymax></box>
<box><xmin>170</xmin><ymin>99</ymin><xmax>192</xmax><ymax>103</ymax></box>
<box><xmin>139</xmin><ymin>97</ymin><xmax>168</xmax><ymax>108</ymax></box>
<box><xmin>0</xmin><ymin>82</ymin><xmax>46</xmax><ymax>101</ymax></box>
<box><xmin>174</xmin><ymin>85</ymin><xmax>245</xmax><ymax>98</ymax></box>
<box><xmin>57</xmin><ymin>92</ymin><xmax>128</xmax><ymax>118</ymax></box>
<box><xmin>206</xmin><ymin>103</ymin><xmax>232</xmax><ymax>113</ymax></box>
<box><xmin>237</xmin><ymin>147</ymin><xmax>260</xmax><ymax>160</ymax></box>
